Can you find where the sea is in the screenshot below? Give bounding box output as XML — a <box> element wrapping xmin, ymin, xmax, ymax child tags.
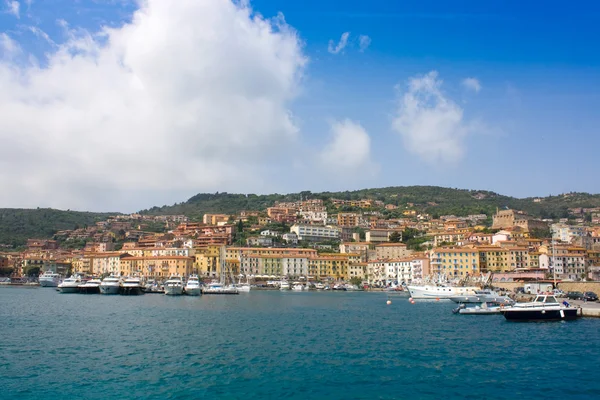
<box><xmin>1</xmin><ymin>287</ymin><xmax>600</xmax><ymax>400</ymax></box>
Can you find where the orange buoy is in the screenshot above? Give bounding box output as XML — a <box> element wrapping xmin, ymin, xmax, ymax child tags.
<box><xmin>386</xmin><ymin>300</ymin><xmax>392</xmax><ymax>305</ymax></box>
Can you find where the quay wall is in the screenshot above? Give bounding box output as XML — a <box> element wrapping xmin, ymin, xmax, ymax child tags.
<box><xmin>491</xmin><ymin>281</ymin><xmax>600</xmax><ymax>293</ymax></box>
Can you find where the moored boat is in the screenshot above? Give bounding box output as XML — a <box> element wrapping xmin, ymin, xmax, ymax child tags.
<box><xmin>279</xmin><ymin>280</ymin><xmax>290</xmax><ymax>291</ymax></box>
<box><xmin>407</xmin><ymin>285</ymin><xmax>479</xmax><ymax>300</ymax></box>
<box><xmin>184</xmin><ymin>275</ymin><xmax>202</xmax><ymax>296</ymax></box>
<box><xmin>78</xmin><ymin>278</ymin><xmax>102</xmax><ymax>294</ymax></box>
<box><xmin>164</xmin><ymin>275</ymin><xmax>184</xmax><ymax>296</ymax></box>
<box><xmin>449</xmin><ymin>289</ymin><xmax>513</xmax><ymax>305</ymax></box>
<box><xmin>39</xmin><ymin>271</ymin><xmax>62</xmax><ymax>287</ymax></box>
<box><xmin>202</xmin><ymin>282</ymin><xmax>239</xmax><ymax>295</ymax></box>
<box><xmin>99</xmin><ymin>275</ymin><xmax>121</xmax><ymax>295</ymax></box>
<box><xmin>120</xmin><ymin>277</ymin><xmax>144</xmax><ymax>295</ymax></box>
<box><xmin>500</xmin><ymin>294</ymin><xmax>582</xmax><ymax>321</ymax></box>
<box><xmin>58</xmin><ymin>275</ymin><xmax>82</xmax><ymax>293</ymax></box>
<box><xmin>453</xmin><ymin>302</ymin><xmax>502</xmax><ymax>315</ymax></box>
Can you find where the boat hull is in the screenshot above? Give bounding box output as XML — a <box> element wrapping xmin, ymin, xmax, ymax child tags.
<box><xmin>501</xmin><ymin>308</ymin><xmax>581</xmax><ymax>321</ymax></box>
<box><xmin>164</xmin><ymin>286</ymin><xmax>184</xmax><ymax>295</ymax></box>
<box><xmin>99</xmin><ymin>285</ymin><xmax>120</xmax><ymax>295</ymax></box>
<box><xmin>58</xmin><ymin>286</ymin><xmax>79</xmax><ymax>293</ymax></box>
<box><xmin>184</xmin><ymin>287</ymin><xmax>201</xmax><ymax>296</ymax></box>
<box><xmin>202</xmin><ymin>288</ymin><xmax>239</xmax><ymax>295</ymax></box>
<box><xmin>408</xmin><ymin>285</ymin><xmax>479</xmax><ymax>300</ymax></box>
<box><xmin>78</xmin><ymin>286</ymin><xmax>100</xmax><ymax>294</ymax></box>
<box><xmin>120</xmin><ymin>286</ymin><xmax>144</xmax><ymax>295</ymax></box>
<box><xmin>39</xmin><ymin>279</ymin><xmax>59</xmax><ymax>287</ymax></box>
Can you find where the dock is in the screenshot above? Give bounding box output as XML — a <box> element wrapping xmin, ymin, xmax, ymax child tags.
<box><xmin>569</xmin><ymin>300</ymin><xmax>600</xmax><ymax>318</ymax></box>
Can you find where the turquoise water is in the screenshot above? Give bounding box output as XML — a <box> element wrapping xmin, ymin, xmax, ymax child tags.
<box><xmin>1</xmin><ymin>287</ymin><xmax>600</xmax><ymax>399</ymax></box>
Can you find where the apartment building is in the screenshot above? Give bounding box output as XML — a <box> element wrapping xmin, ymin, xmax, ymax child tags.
<box><xmin>290</xmin><ymin>224</ymin><xmax>340</xmax><ymax>242</ymax></box>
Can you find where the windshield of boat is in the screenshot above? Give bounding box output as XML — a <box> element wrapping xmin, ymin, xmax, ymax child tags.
<box><xmin>535</xmin><ymin>296</ymin><xmax>545</xmax><ymax>302</ymax></box>
<box><xmin>545</xmin><ymin>296</ymin><xmax>558</xmax><ymax>303</ymax></box>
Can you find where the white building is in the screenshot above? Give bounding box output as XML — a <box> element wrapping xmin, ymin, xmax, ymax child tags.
<box><xmin>282</xmin><ymin>233</ymin><xmax>299</xmax><ymax>245</ymax></box>
<box><xmin>551</xmin><ymin>224</ymin><xmax>587</xmax><ymax>244</ymax></box>
<box><xmin>283</xmin><ymin>257</ymin><xmax>309</xmax><ymax>277</ymax></box>
<box><xmin>299</xmin><ymin>210</ymin><xmax>328</xmax><ymax>222</ymax></box>
<box><xmin>290</xmin><ymin>224</ymin><xmax>340</xmax><ymax>242</ymax></box>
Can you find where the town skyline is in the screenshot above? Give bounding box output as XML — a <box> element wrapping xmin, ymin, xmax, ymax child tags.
<box><xmin>1</xmin><ymin>0</ymin><xmax>600</xmax><ymax>211</ymax></box>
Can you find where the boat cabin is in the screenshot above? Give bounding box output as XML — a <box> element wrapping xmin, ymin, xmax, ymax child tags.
<box><xmin>533</xmin><ymin>295</ymin><xmax>559</xmax><ymax>304</ymax></box>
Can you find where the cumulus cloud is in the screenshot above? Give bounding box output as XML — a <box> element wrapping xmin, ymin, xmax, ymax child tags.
<box><xmin>4</xmin><ymin>0</ymin><xmax>19</xmax><ymax>18</ymax></box>
<box><xmin>358</xmin><ymin>35</ymin><xmax>371</xmax><ymax>52</ymax></box>
<box><xmin>0</xmin><ymin>0</ymin><xmax>307</xmax><ymax>211</ymax></box>
<box><xmin>392</xmin><ymin>71</ymin><xmax>478</xmax><ymax>164</ymax></box>
<box><xmin>462</xmin><ymin>77</ymin><xmax>481</xmax><ymax>92</ymax></box>
<box><xmin>328</xmin><ymin>31</ymin><xmax>350</xmax><ymax>54</ymax></box>
<box><xmin>320</xmin><ymin>119</ymin><xmax>376</xmax><ymax>174</ymax></box>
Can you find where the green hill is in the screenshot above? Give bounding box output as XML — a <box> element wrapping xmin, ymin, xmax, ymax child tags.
<box><xmin>140</xmin><ymin>186</ymin><xmax>600</xmax><ymax>221</ymax></box>
<box><xmin>0</xmin><ymin>208</ymin><xmax>116</xmax><ymax>248</ymax></box>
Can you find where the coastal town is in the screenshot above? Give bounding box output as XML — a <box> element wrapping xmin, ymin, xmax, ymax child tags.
<box><xmin>2</xmin><ymin>197</ymin><xmax>600</xmax><ymax>287</ymax></box>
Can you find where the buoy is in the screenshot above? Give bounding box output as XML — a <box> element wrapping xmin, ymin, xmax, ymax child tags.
<box><xmin>436</xmin><ymin>298</ymin><xmax>440</xmax><ymax>301</ymax></box>
<box><xmin>410</xmin><ymin>300</ymin><xmax>415</xmax><ymax>304</ymax></box>
<box><xmin>408</xmin><ymin>297</ymin><xmax>413</xmax><ymax>301</ymax></box>
<box><xmin>386</xmin><ymin>300</ymin><xmax>392</xmax><ymax>305</ymax></box>
<box><xmin>560</xmin><ymin>310</ymin><xmax>565</xmax><ymax>318</ymax></box>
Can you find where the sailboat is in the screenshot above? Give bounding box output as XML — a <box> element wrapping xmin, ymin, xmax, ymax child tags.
<box><xmin>237</xmin><ymin>274</ymin><xmax>251</xmax><ymax>292</ymax></box>
<box><xmin>202</xmin><ymin>246</ymin><xmax>239</xmax><ymax>295</ymax></box>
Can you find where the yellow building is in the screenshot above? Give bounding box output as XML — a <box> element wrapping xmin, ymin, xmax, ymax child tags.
<box><xmin>194</xmin><ymin>245</ymin><xmax>221</xmax><ymax>277</ymax></box>
<box><xmin>308</xmin><ymin>255</ymin><xmax>350</xmax><ymax>280</ymax></box>
<box><xmin>120</xmin><ymin>256</ymin><xmax>194</xmax><ymax>278</ymax></box>
<box><xmin>430</xmin><ymin>247</ymin><xmax>480</xmax><ymax>277</ymax></box>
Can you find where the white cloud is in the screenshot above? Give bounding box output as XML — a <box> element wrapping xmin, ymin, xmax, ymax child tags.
<box><xmin>0</xmin><ymin>32</ymin><xmax>21</xmax><ymax>59</ymax></box>
<box><xmin>5</xmin><ymin>1</ymin><xmax>19</xmax><ymax>18</ymax></box>
<box><xmin>358</xmin><ymin>35</ymin><xmax>371</xmax><ymax>52</ymax></box>
<box><xmin>27</xmin><ymin>26</ymin><xmax>56</xmax><ymax>46</ymax></box>
<box><xmin>328</xmin><ymin>31</ymin><xmax>350</xmax><ymax>54</ymax></box>
<box><xmin>462</xmin><ymin>77</ymin><xmax>481</xmax><ymax>92</ymax></box>
<box><xmin>0</xmin><ymin>0</ymin><xmax>307</xmax><ymax>211</ymax></box>
<box><xmin>392</xmin><ymin>71</ymin><xmax>478</xmax><ymax>164</ymax></box>
<box><xmin>320</xmin><ymin>119</ymin><xmax>376</xmax><ymax>173</ymax></box>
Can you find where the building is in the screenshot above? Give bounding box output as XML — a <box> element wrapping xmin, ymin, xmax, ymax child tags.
<box><xmin>121</xmin><ymin>255</ymin><xmax>194</xmax><ymax>278</ymax></box>
<box><xmin>551</xmin><ymin>223</ymin><xmax>587</xmax><ymax>244</ymax></box>
<box><xmin>267</xmin><ymin>207</ymin><xmax>297</xmax><ymax>223</ymax></box>
<box><xmin>491</xmin><ymin>209</ymin><xmax>548</xmax><ymax>231</ymax></box>
<box><xmin>282</xmin><ymin>233</ymin><xmax>299</xmax><ymax>245</ymax></box>
<box><xmin>247</xmin><ymin>236</ymin><xmax>274</xmax><ymax>247</ymax></box>
<box><xmin>290</xmin><ymin>224</ymin><xmax>340</xmax><ymax>242</ymax></box>
<box><xmin>203</xmin><ymin>214</ymin><xmax>230</xmax><ymax>225</ymax></box>
<box><xmin>338</xmin><ymin>213</ymin><xmax>361</xmax><ymax>227</ymax></box>
<box><xmin>308</xmin><ymin>255</ymin><xmax>350</xmax><ymax>280</ymax></box>
<box><xmin>374</xmin><ymin>243</ymin><xmax>410</xmax><ymax>260</ymax></box>
<box><xmin>430</xmin><ymin>247</ymin><xmax>480</xmax><ymax>277</ymax></box>
<box><xmin>365</xmin><ymin>229</ymin><xmax>401</xmax><ymax>243</ymax></box>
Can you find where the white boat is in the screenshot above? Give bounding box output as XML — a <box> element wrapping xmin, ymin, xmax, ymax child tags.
<box><xmin>202</xmin><ymin>282</ymin><xmax>239</xmax><ymax>295</ymax></box>
<box><xmin>291</xmin><ymin>282</ymin><xmax>304</xmax><ymax>291</ymax></box>
<box><xmin>407</xmin><ymin>285</ymin><xmax>480</xmax><ymax>300</ymax></box>
<box><xmin>39</xmin><ymin>271</ymin><xmax>61</xmax><ymax>287</ymax></box>
<box><xmin>78</xmin><ymin>279</ymin><xmax>102</xmax><ymax>294</ymax></box>
<box><xmin>314</xmin><ymin>282</ymin><xmax>325</xmax><ymax>290</ymax></box>
<box><xmin>453</xmin><ymin>302</ymin><xmax>502</xmax><ymax>315</ymax></box>
<box><xmin>500</xmin><ymin>294</ymin><xmax>581</xmax><ymax>321</ymax></box>
<box><xmin>184</xmin><ymin>275</ymin><xmax>202</xmax><ymax>296</ymax></box>
<box><xmin>164</xmin><ymin>275</ymin><xmax>184</xmax><ymax>295</ymax></box>
<box><xmin>449</xmin><ymin>289</ymin><xmax>513</xmax><ymax>305</ymax></box>
<box><xmin>279</xmin><ymin>281</ymin><xmax>290</xmax><ymax>290</ymax></box>
<box><xmin>121</xmin><ymin>277</ymin><xmax>144</xmax><ymax>295</ymax></box>
<box><xmin>236</xmin><ymin>283</ymin><xmax>251</xmax><ymax>292</ymax></box>
<box><xmin>58</xmin><ymin>275</ymin><xmax>82</xmax><ymax>293</ymax></box>
<box><xmin>99</xmin><ymin>275</ymin><xmax>121</xmax><ymax>295</ymax></box>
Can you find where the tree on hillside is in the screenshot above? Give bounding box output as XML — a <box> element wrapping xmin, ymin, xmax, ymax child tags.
<box><xmin>389</xmin><ymin>231</ymin><xmax>402</xmax><ymax>243</ymax></box>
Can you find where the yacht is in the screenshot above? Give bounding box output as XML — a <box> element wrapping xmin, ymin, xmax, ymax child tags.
<box><xmin>39</xmin><ymin>271</ymin><xmax>61</xmax><ymax>287</ymax></box>
<box><xmin>500</xmin><ymin>294</ymin><xmax>581</xmax><ymax>321</ymax></box>
<box><xmin>99</xmin><ymin>275</ymin><xmax>121</xmax><ymax>295</ymax></box>
<box><xmin>164</xmin><ymin>275</ymin><xmax>184</xmax><ymax>295</ymax></box>
<box><xmin>120</xmin><ymin>277</ymin><xmax>144</xmax><ymax>295</ymax></box>
<box><xmin>236</xmin><ymin>283</ymin><xmax>251</xmax><ymax>292</ymax></box>
<box><xmin>449</xmin><ymin>289</ymin><xmax>513</xmax><ymax>305</ymax></box>
<box><xmin>184</xmin><ymin>275</ymin><xmax>202</xmax><ymax>296</ymax></box>
<box><xmin>78</xmin><ymin>279</ymin><xmax>102</xmax><ymax>294</ymax></box>
<box><xmin>202</xmin><ymin>282</ymin><xmax>239</xmax><ymax>295</ymax></box>
<box><xmin>279</xmin><ymin>280</ymin><xmax>290</xmax><ymax>291</ymax></box>
<box><xmin>57</xmin><ymin>275</ymin><xmax>82</xmax><ymax>293</ymax></box>
<box><xmin>407</xmin><ymin>285</ymin><xmax>480</xmax><ymax>300</ymax></box>
<box><xmin>291</xmin><ymin>282</ymin><xmax>304</xmax><ymax>291</ymax></box>
<box><xmin>314</xmin><ymin>282</ymin><xmax>325</xmax><ymax>290</ymax></box>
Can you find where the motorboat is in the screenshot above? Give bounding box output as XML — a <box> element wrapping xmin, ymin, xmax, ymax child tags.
<box><xmin>279</xmin><ymin>280</ymin><xmax>290</xmax><ymax>291</ymax></box>
<box><xmin>332</xmin><ymin>283</ymin><xmax>347</xmax><ymax>291</ymax></box>
<box><xmin>184</xmin><ymin>275</ymin><xmax>202</xmax><ymax>296</ymax></box>
<box><xmin>500</xmin><ymin>294</ymin><xmax>582</xmax><ymax>321</ymax></box>
<box><xmin>314</xmin><ymin>282</ymin><xmax>325</xmax><ymax>290</ymax></box>
<box><xmin>78</xmin><ymin>278</ymin><xmax>102</xmax><ymax>294</ymax></box>
<box><xmin>449</xmin><ymin>289</ymin><xmax>513</xmax><ymax>305</ymax></box>
<box><xmin>236</xmin><ymin>283</ymin><xmax>251</xmax><ymax>292</ymax></box>
<box><xmin>407</xmin><ymin>285</ymin><xmax>479</xmax><ymax>300</ymax></box>
<box><xmin>120</xmin><ymin>277</ymin><xmax>144</xmax><ymax>295</ymax></box>
<box><xmin>99</xmin><ymin>275</ymin><xmax>121</xmax><ymax>295</ymax></box>
<box><xmin>291</xmin><ymin>282</ymin><xmax>304</xmax><ymax>291</ymax></box>
<box><xmin>453</xmin><ymin>302</ymin><xmax>502</xmax><ymax>315</ymax></box>
<box><xmin>143</xmin><ymin>280</ymin><xmax>163</xmax><ymax>293</ymax></box>
<box><xmin>39</xmin><ymin>271</ymin><xmax>61</xmax><ymax>287</ymax></box>
<box><xmin>202</xmin><ymin>282</ymin><xmax>239</xmax><ymax>295</ymax></box>
<box><xmin>164</xmin><ymin>275</ymin><xmax>184</xmax><ymax>295</ymax></box>
<box><xmin>57</xmin><ymin>275</ymin><xmax>82</xmax><ymax>293</ymax></box>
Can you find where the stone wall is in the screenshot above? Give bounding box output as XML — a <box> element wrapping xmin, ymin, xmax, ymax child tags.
<box><xmin>557</xmin><ymin>282</ymin><xmax>600</xmax><ymax>293</ymax></box>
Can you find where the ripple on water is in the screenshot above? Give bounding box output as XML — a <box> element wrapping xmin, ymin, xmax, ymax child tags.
<box><xmin>1</xmin><ymin>288</ymin><xmax>600</xmax><ymax>399</ymax></box>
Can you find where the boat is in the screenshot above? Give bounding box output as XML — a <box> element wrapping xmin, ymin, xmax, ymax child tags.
<box><xmin>78</xmin><ymin>278</ymin><xmax>102</xmax><ymax>294</ymax></box>
<box><xmin>314</xmin><ymin>282</ymin><xmax>325</xmax><ymax>290</ymax></box>
<box><xmin>99</xmin><ymin>275</ymin><xmax>121</xmax><ymax>295</ymax></box>
<box><xmin>236</xmin><ymin>283</ymin><xmax>251</xmax><ymax>292</ymax></box>
<box><xmin>202</xmin><ymin>282</ymin><xmax>239</xmax><ymax>295</ymax></box>
<box><xmin>291</xmin><ymin>282</ymin><xmax>304</xmax><ymax>291</ymax></box>
<box><xmin>143</xmin><ymin>280</ymin><xmax>163</xmax><ymax>293</ymax></box>
<box><xmin>332</xmin><ymin>283</ymin><xmax>347</xmax><ymax>291</ymax></box>
<box><xmin>453</xmin><ymin>302</ymin><xmax>502</xmax><ymax>315</ymax></box>
<box><xmin>500</xmin><ymin>294</ymin><xmax>582</xmax><ymax>321</ymax></box>
<box><xmin>449</xmin><ymin>289</ymin><xmax>513</xmax><ymax>305</ymax></box>
<box><xmin>57</xmin><ymin>275</ymin><xmax>82</xmax><ymax>293</ymax></box>
<box><xmin>39</xmin><ymin>271</ymin><xmax>61</xmax><ymax>287</ymax></box>
<box><xmin>407</xmin><ymin>285</ymin><xmax>480</xmax><ymax>300</ymax></box>
<box><xmin>120</xmin><ymin>277</ymin><xmax>144</xmax><ymax>295</ymax></box>
<box><xmin>184</xmin><ymin>275</ymin><xmax>202</xmax><ymax>296</ymax></box>
<box><xmin>279</xmin><ymin>280</ymin><xmax>290</xmax><ymax>291</ymax></box>
<box><xmin>164</xmin><ymin>275</ymin><xmax>184</xmax><ymax>295</ymax></box>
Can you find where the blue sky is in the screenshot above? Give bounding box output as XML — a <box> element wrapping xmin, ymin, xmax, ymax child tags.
<box><xmin>1</xmin><ymin>0</ymin><xmax>600</xmax><ymax>211</ymax></box>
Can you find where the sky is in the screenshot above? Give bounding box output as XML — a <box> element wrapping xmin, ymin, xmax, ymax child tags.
<box><xmin>1</xmin><ymin>0</ymin><xmax>600</xmax><ymax>212</ymax></box>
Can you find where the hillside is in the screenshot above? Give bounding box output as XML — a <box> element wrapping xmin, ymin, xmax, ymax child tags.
<box><xmin>0</xmin><ymin>208</ymin><xmax>117</xmax><ymax>248</ymax></box>
<box><xmin>140</xmin><ymin>186</ymin><xmax>600</xmax><ymax>221</ymax></box>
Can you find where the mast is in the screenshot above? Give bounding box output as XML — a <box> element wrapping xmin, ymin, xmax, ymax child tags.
<box><xmin>551</xmin><ymin>227</ymin><xmax>557</xmax><ymax>287</ymax></box>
